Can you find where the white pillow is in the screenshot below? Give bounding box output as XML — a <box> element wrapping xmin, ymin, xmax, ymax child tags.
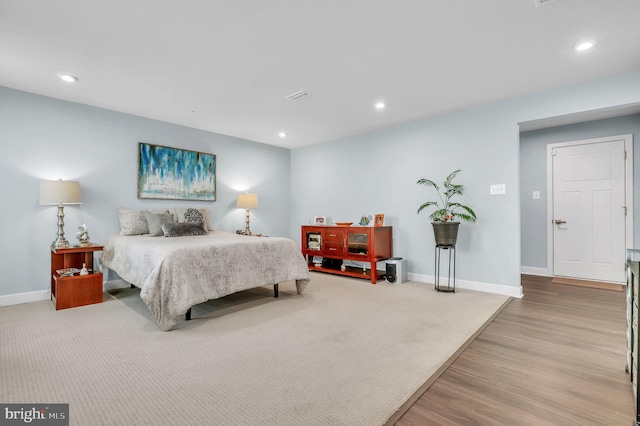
<box><xmin>144</xmin><ymin>212</ymin><xmax>175</xmax><ymax>237</ymax></box>
<box><xmin>117</xmin><ymin>208</ymin><xmax>169</xmax><ymax>235</ymax></box>
<box><xmin>171</xmin><ymin>206</ymin><xmax>213</xmax><ymax>231</ymax></box>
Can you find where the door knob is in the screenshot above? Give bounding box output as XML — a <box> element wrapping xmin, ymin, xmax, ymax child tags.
<box><xmin>554</xmin><ymin>219</ymin><xmax>567</xmax><ymax>225</ymax></box>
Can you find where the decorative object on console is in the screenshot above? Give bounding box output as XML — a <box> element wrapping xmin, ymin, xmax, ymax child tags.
<box><xmin>308</xmin><ymin>234</ymin><xmax>321</xmax><ymax>250</ymax></box>
<box><xmin>417</xmin><ymin>169</ymin><xmax>476</xmax><ymax>246</ymax></box>
<box><xmin>237</xmin><ymin>193</ymin><xmax>259</xmax><ymax>235</ymax></box>
<box><xmin>374</xmin><ymin>214</ymin><xmax>384</xmax><ymax>227</ymax></box>
<box><xmin>313</xmin><ymin>216</ymin><xmax>326</xmax><ymax>225</ymax></box>
<box><xmin>335</xmin><ymin>222</ymin><xmax>353</xmax><ymax>227</ymax></box>
<box><xmin>76</xmin><ymin>224</ymin><xmax>91</xmax><ymax>246</ymax></box>
<box><xmin>56</xmin><ymin>268</ymin><xmax>80</xmax><ymax>277</ymax></box>
<box><xmin>39</xmin><ymin>179</ymin><xmax>83</xmax><ymax>249</ymax></box>
<box><xmin>138</xmin><ymin>142</ymin><xmax>216</xmax><ymax>201</ymax></box>
<box><xmin>359</xmin><ymin>215</ymin><xmax>372</xmax><ymax>226</ymax></box>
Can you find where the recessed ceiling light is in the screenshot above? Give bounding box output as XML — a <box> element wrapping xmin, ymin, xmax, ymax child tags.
<box><xmin>59</xmin><ymin>74</ymin><xmax>78</xmax><ymax>82</ymax></box>
<box><xmin>575</xmin><ymin>40</ymin><xmax>595</xmax><ymax>52</ymax></box>
<box><xmin>375</xmin><ymin>102</ymin><xmax>386</xmax><ymax>109</ymax></box>
<box><xmin>278</xmin><ymin>132</ymin><xmax>287</xmax><ymax>138</ymax></box>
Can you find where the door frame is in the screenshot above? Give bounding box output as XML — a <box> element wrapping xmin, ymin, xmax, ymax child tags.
<box><xmin>546</xmin><ymin>134</ymin><xmax>634</xmax><ymax>281</ymax></box>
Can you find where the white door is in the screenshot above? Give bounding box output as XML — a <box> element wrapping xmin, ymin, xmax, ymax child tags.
<box><xmin>552</xmin><ymin>139</ymin><xmax>626</xmax><ymax>283</ymax></box>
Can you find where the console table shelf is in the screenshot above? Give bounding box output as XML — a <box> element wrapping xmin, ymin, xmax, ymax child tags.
<box><xmin>301</xmin><ymin>225</ymin><xmax>393</xmax><ymax>284</ymax></box>
<box><xmin>307</xmin><ymin>263</ymin><xmax>385</xmax><ymax>281</ymax></box>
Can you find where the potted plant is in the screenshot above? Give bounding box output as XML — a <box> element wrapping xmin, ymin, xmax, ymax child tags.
<box><xmin>417</xmin><ymin>169</ymin><xmax>477</xmax><ymax>246</ymax></box>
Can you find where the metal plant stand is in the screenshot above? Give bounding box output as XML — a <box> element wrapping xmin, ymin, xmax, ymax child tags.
<box><xmin>434</xmin><ymin>244</ymin><xmax>456</xmax><ymax>293</ymax></box>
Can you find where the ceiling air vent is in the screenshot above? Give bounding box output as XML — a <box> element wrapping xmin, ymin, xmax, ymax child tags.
<box><xmin>534</xmin><ymin>0</ymin><xmax>559</xmax><ymax>7</ymax></box>
<box><xmin>285</xmin><ymin>90</ymin><xmax>311</xmax><ymax>101</ymax></box>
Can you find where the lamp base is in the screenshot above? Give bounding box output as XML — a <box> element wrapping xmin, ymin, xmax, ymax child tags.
<box><xmin>244</xmin><ymin>209</ymin><xmax>252</xmax><ymax>235</ymax></box>
<box><xmin>51</xmin><ymin>204</ymin><xmax>70</xmax><ymax>249</ymax></box>
<box><xmin>51</xmin><ymin>239</ymin><xmax>71</xmax><ymax>249</ymax></box>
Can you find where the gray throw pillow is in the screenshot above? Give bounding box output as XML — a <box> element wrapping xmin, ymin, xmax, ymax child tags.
<box><xmin>161</xmin><ymin>222</ymin><xmax>207</xmax><ymax>237</ymax></box>
<box><xmin>117</xmin><ymin>208</ymin><xmax>169</xmax><ymax>235</ymax></box>
<box><xmin>145</xmin><ymin>213</ymin><xmax>175</xmax><ymax>236</ymax></box>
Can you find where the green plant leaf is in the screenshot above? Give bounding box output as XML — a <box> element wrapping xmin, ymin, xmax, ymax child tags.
<box><xmin>429</xmin><ymin>208</ymin><xmax>449</xmax><ymax>222</ymax></box>
<box><xmin>417</xmin><ymin>201</ymin><xmax>438</xmax><ymax>214</ymax></box>
<box><xmin>444</xmin><ymin>170</ymin><xmax>461</xmax><ymax>187</ymax></box>
<box><xmin>416</xmin><ymin>169</ymin><xmax>476</xmax><ymax>223</ymax></box>
<box><xmin>416</xmin><ymin>178</ymin><xmax>439</xmax><ymax>191</ymax></box>
<box><xmin>449</xmin><ymin>202</ymin><xmax>477</xmax><ymax>222</ymax></box>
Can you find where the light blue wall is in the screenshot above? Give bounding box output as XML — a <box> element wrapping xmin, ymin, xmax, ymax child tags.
<box><xmin>520</xmin><ymin>113</ymin><xmax>640</xmax><ymax>270</ymax></box>
<box><xmin>291</xmin><ymin>71</ymin><xmax>640</xmax><ymax>290</ymax></box>
<box><xmin>0</xmin><ymin>86</ymin><xmax>291</xmax><ymax>297</ymax></box>
<box><xmin>3</xmin><ymin>71</ymin><xmax>640</xmax><ymax>299</ymax></box>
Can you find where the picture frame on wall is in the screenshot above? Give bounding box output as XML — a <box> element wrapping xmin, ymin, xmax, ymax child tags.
<box><xmin>374</xmin><ymin>214</ymin><xmax>385</xmax><ymax>227</ymax></box>
<box><xmin>138</xmin><ymin>142</ymin><xmax>216</xmax><ymax>201</ymax></box>
<box><xmin>313</xmin><ymin>216</ymin><xmax>326</xmax><ymax>225</ymax></box>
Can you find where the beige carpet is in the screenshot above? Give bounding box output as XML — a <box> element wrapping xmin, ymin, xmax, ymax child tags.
<box><xmin>0</xmin><ymin>273</ymin><xmax>509</xmax><ymax>426</ymax></box>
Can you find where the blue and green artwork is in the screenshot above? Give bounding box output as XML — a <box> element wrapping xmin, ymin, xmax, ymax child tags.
<box><xmin>138</xmin><ymin>143</ymin><xmax>216</xmax><ymax>201</ymax></box>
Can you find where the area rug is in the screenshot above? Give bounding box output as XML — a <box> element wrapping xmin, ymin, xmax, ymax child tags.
<box><xmin>0</xmin><ymin>273</ymin><xmax>509</xmax><ymax>425</ymax></box>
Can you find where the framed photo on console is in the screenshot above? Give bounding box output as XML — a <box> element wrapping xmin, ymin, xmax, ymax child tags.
<box><xmin>313</xmin><ymin>216</ymin><xmax>326</xmax><ymax>225</ymax></box>
<box><xmin>374</xmin><ymin>214</ymin><xmax>384</xmax><ymax>227</ymax></box>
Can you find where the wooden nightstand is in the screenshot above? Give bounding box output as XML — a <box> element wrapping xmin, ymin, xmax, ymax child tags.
<box><xmin>50</xmin><ymin>245</ymin><xmax>103</xmax><ymax>310</ymax></box>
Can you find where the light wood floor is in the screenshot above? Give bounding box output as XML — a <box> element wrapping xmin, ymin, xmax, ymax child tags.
<box><xmin>395</xmin><ymin>275</ymin><xmax>634</xmax><ymax>425</ymax></box>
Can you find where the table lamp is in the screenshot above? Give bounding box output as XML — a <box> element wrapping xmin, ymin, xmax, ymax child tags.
<box><xmin>236</xmin><ymin>193</ymin><xmax>258</xmax><ymax>235</ymax></box>
<box><xmin>39</xmin><ymin>179</ymin><xmax>83</xmax><ymax>248</ymax></box>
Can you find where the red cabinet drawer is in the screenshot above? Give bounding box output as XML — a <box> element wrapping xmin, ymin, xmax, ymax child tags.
<box><xmin>324</xmin><ymin>229</ymin><xmax>344</xmax><ymax>242</ymax></box>
<box><xmin>324</xmin><ymin>241</ymin><xmax>344</xmax><ymax>256</ymax></box>
<box><xmin>53</xmin><ymin>273</ymin><xmax>103</xmax><ymax>310</ymax></box>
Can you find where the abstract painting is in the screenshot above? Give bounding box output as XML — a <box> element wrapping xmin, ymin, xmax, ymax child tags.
<box><xmin>138</xmin><ymin>142</ymin><xmax>216</xmax><ymax>201</ymax></box>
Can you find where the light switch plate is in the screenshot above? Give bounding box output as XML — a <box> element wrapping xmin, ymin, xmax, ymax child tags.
<box><xmin>533</xmin><ymin>191</ymin><xmax>540</xmax><ymax>199</ymax></box>
<box><xmin>490</xmin><ymin>184</ymin><xmax>506</xmax><ymax>195</ymax></box>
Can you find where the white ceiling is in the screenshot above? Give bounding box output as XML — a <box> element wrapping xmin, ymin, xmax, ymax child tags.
<box><xmin>1</xmin><ymin>0</ymin><xmax>639</xmax><ymax>148</ymax></box>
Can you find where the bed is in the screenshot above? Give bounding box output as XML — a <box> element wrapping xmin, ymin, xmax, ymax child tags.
<box><xmin>101</xmin><ymin>230</ymin><xmax>310</xmax><ymax>331</ymax></box>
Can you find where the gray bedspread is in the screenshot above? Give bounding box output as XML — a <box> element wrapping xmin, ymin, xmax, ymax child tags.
<box><xmin>101</xmin><ymin>231</ymin><xmax>310</xmax><ymax>331</ymax></box>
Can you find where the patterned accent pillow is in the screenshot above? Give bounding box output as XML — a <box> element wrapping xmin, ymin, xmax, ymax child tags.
<box><xmin>117</xmin><ymin>208</ymin><xmax>170</xmax><ymax>236</ymax></box>
<box><xmin>171</xmin><ymin>207</ymin><xmax>213</xmax><ymax>231</ymax></box>
<box><xmin>160</xmin><ymin>222</ymin><xmax>207</xmax><ymax>237</ymax></box>
<box><xmin>144</xmin><ymin>213</ymin><xmax>175</xmax><ymax>237</ymax></box>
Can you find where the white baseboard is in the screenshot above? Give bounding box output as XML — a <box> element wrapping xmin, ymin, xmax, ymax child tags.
<box><xmin>1</xmin><ymin>275</ymin><xmax>521</xmax><ymax>307</ymax></box>
<box><xmin>0</xmin><ymin>279</ymin><xmax>131</xmax><ymax>307</ymax></box>
<box><xmin>520</xmin><ymin>266</ymin><xmax>550</xmax><ymax>276</ymax></box>
<box><xmin>0</xmin><ymin>289</ymin><xmax>50</xmax><ymax>306</ymax></box>
<box><xmin>408</xmin><ymin>272</ymin><xmax>524</xmax><ymax>299</ymax></box>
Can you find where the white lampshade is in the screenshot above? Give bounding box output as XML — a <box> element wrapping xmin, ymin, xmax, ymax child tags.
<box><xmin>39</xmin><ymin>180</ymin><xmax>83</xmax><ymax>205</ymax></box>
<box><xmin>236</xmin><ymin>193</ymin><xmax>258</xmax><ymax>209</ymax></box>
